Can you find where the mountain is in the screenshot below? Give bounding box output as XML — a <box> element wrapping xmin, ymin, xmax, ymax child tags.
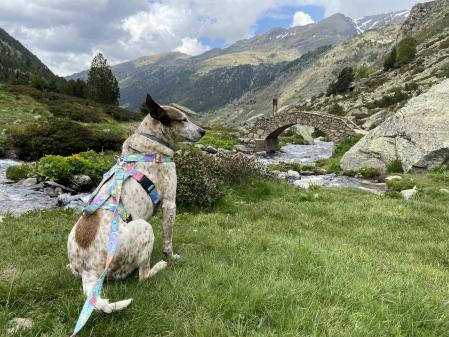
<box><xmin>69</xmin><ymin>13</ymin><xmax>361</xmax><ymax>112</ymax></box>
<box><xmin>352</xmin><ymin>10</ymin><xmax>410</xmax><ymax>34</ymax></box>
<box><xmin>68</xmin><ymin>10</ymin><xmax>410</xmax><ymax>115</ymax></box>
<box><xmin>0</xmin><ymin>27</ymin><xmax>54</xmax><ymax>83</ymax></box>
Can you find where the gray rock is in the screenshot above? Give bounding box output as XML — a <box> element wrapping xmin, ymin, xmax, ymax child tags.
<box><xmin>7</xmin><ymin>318</ymin><xmax>33</xmax><ymax>334</ymax></box>
<box><xmin>342</xmin><ymin>79</ymin><xmax>449</xmax><ymax>173</ymax></box>
<box><xmin>287</xmin><ymin>170</ymin><xmax>300</xmax><ymax>180</ymax></box>
<box><xmin>204</xmin><ymin>146</ymin><xmax>218</xmax><ymax>154</ymax></box>
<box><xmin>349</xmin><ymin>107</ymin><xmax>370</xmax><ymax>118</ymax></box>
<box><xmin>401</xmin><ymin>187</ymin><xmax>419</xmax><ymax>200</ymax></box>
<box><xmin>361</xmin><ymin>110</ymin><xmax>389</xmax><ymax>130</ymax></box>
<box><xmin>72</xmin><ymin>175</ymin><xmax>93</xmax><ymax>191</ymax></box>
<box><xmin>17</xmin><ymin>178</ymin><xmax>38</xmax><ymax>186</ymax></box>
<box><xmin>58</xmin><ymin>193</ymin><xmax>87</xmax><ymax>213</ymax></box>
<box><xmin>0</xmin><ymin>195</ymin><xmax>10</xmax><ymax>201</ymax></box>
<box><xmin>300</xmin><ymin>170</ymin><xmax>315</xmax><ymax>176</ymax></box>
<box><xmin>44</xmin><ymin>181</ymin><xmax>75</xmax><ymax>193</ymax></box>
<box><xmin>195</xmin><ymin>144</ymin><xmax>205</xmax><ymax>150</ymax></box>
<box><xmin>234</xmin><ymin>145</ymin><xmax>252</xmax><ymax>154</ymax></box>
<box><xmin>54</xmin><ymin>187</ymin><xmax>64</xmax><ymax>195</ymax></box>
<box><xmin>385</xmin><ymin>176</ymin><xmax>402</xmax><ymax>181</ymax></box>
<box><xmin>440</xmin><ymin>189</ymin><xmax>449</xmax><ymax>194</ymax></box>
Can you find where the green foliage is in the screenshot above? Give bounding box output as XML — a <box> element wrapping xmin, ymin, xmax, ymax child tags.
<box><xmin>386</xmin><ymin>177</ymin><xmax>416</xmax><ymax>192</ymax></box>
<box><xmin>63</xmin><ymin>79</ymin><xmax>87</xmax><ymax>98</ymax></box>
<box><xmin>174</xmin><ymin>150</ymin><xmax>270</xmax><ymax>208</ymax></box>
<box><xmin>30</xmin><ymin>73</ymin><xmax>49</xmax><ymax>91</ymax></box>
<box><xmin>198</xmin><ymin>131</ymin><xmax>240</xmax><ymax>150</ymax></box>
<box><xmin>387</xmin><ymin>160</ymin><xmax>404</xmax><ymax>173</ymax></box>
<box><xmin>48</xmin><ymin>102</ymin><xmax>103</xmax><ymax>123</ymax></box>
<box><xmin>355</xmin><ymin>64</ymin><xmax>371</xmax><ymax>79</ymax></box>
<box><xmin>428</xmin><ymin>166</ymin><xmax>449</xmax><ymax>184</ymax></box>
<box><xmin>439</xmin><ymin>38</ymin><xmax>449</xmax><ymax>49</ymax></box>
<box><xmin>384</xmin><ymin>36</ymin><xmax>417</xmax><ymax>71</ymax></box>
<box><xmin>316</xmin><ymin>135</ymin><xmax>363</xmax><ymax>174</ymax></box>
<box><xmin>326</xmin><ymin>67</ymin><xmax>354</xmax><ymax>96</ymax></box>
<box><xmin>366</xmin><ymin>88</ymin><xmax>409</xmax><ymax>109</ymax></box>
<box><xmin>31</xmin><ymin>151</ymin><xmax>116</xmax><ymax>185</ymax></box>
<box><xmin>86</xmin><ymin>53</ymin><xmax>120</xmax><ymax>105</ymax></box>
<box><xmin>395</xmin><ymin>36</ymin><xmax>417</xmax><ymax>68</ymax></box>
<box><xmin>359</xmin><ymin>167</ymin><xmax>382</xmax><ymax>179</ymax></box>
<box><xmin>9</xmin><ymin>119</ymin><xmax>124</xmax><ymax>160</ymax></box>
<box><xmin>436</xmin><ymin>62</ymin><xmax>449</xmax><ymax>78</ymax></box>
<box><xmin>327</xmin><ymin>103</ymin><xmax>345</xmax><ymax>116</ymax></box>
<box><xmin>384</xmin><ymin>47</ymin><xmax>397</xmax><ymax>70</ymax></box>
<box><xmin>5</xmin><ymin>164</ymin><xmax>32</xmax><ymax>182</ymax></box>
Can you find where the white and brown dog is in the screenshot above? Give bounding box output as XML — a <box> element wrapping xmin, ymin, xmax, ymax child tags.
<box><xmin>67</xmin><ymin>95</ymin><xmax>205</xmax><ymax>312</ymax></box>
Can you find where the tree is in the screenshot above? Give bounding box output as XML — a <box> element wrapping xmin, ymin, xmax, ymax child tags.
<box><xmin>64</xmin><ymin>79</ymin><xmax>88</xmax><ymax>98</ymax></box>
<box><xmin>327</xmin><ymin>67</ymin><xmax>354</xmax><ymax>96</ymax></box>
<box><xmin>86</xmin><ymin>53</ymin><xmax>120</xmax><ymax>105</ymax></box>
<box><xmin>395</xmin><ymin>36</ymin><xmax>417</xmax><ymax>68</ymax></box>
<box><xmin>384</xmin><ymin>47</ymin><xmax>397</xmax><ymax>70</ymax></box>
<box><xmin>383</xmin><ymin>36</ymin><xmax>417</xmax><ymax>71</ymax></box>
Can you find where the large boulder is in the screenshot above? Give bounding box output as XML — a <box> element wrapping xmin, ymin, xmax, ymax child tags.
<box><xmin>341</xmin><ymin>79</ymin><xmax>449</xmax><ymax>173</ymax></box>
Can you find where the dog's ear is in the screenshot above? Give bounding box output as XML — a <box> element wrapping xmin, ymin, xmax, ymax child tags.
<box><xmin>146</xmin><ymin>94</ymin><xmax>170</xmax><ymax>125</ymax></box>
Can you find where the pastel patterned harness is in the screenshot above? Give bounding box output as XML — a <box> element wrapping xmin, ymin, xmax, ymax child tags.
<box><xmin>70</xmin><ymin>153</ymin><xmax>172</xmax><ymax>337</ymax></box>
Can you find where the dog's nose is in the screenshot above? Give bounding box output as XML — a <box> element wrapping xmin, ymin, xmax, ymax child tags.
<box><xmin>199</xmin><ymin>129</ymin><xmax>206</xmax><ymax>137</ymax></box>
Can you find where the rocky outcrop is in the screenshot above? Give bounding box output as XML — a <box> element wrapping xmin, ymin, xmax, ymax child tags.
<box><xmin>341</xmin><ymin>79</ymin><xmax>449</xmax><ymax>173</ymax></box>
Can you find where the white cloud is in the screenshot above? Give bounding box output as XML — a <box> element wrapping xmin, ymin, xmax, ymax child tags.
<box><xmin>0</xmin><ymin>0</ymin><xmax>425</xmax><ymax>76</ymax></box>
<box><xmin>291</xmin><ymin>11</ymin><xmax>315</xmax><ymax>27</ymax></box>
<box><xmin>175</xmin><ymin>37</ymin><xmax>210</xmax><ymax>55</ymax></box>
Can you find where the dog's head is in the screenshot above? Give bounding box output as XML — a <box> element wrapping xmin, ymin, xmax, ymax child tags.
<box><xmin>143</xmin><ymin>94</ymin><xmax>206</xmax><ymax>143</ymax></box>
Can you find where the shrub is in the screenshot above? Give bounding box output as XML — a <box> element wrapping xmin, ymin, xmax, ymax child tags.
<box><xmin>327</xmin><ymin>67</ymin><xmax>354</xmax><ymax>96</ymax></box>
<box><xmin>31</xmin><ymin>151</ymin><xmax>116</xmax><ymax>185</ymax></box>
<box><xmin>6</xmin><ymin>164</ymin><xmax>32</xmax><ymax>181</ymax></box>
<box><xmin>384</xmin><ymin>47</ymin><xmax>397</xmax><ymax>70</ymax></box>
<box><xmin>386</xmin><ymin>177</ymin><xmax>416</xmax><ymax>192</ymax></box>
<box><xmin>327</xmin><ymin>103</ymin><xmax>345</xmax><ymax>116</ymax></box>
<box><xmin>428</xmin><ymin>166</ymin><xmax>449</xmax><ymax>184</ymax></box>
<box><xmin>48</xmin><ymin>102</ymin><xmax>104</xmax><ymax>123</ymax></box>
<box><xmin>439</xmin><ymin>38</ymin><xmax>449</xmax><ymax>49</ymax></box>
<box><xmin>9</xmin><ymin>119</ymin><xmax>124</xmax><ymax>160</ymax></box>
<box><xmin>198</xmin><ymin>131</ymin><xmax>240</xmax><ymax>150</ymax></box>
<box><xmin>174</xmin><ymin>150</ymin><xmax>270</xmax><ymax>208</ymax></box>
<box><xmin>366</xmin><ymin>89</ymin><xmax>409</xmax><ymax>109</ymax></box>
<box><xmin>395</xmin><ymin>36</ymin><xmax>417</xmax><ymax>67</ymax></box>
<box><xmin>387</xmin><ymin>160</ymin><xmax>404</xmax><ymax>173</ymax></box>
<box><xmin>355</xmin><ymin>64</ymin><xmax>371</xmax><ymax>80</ymax></box>
<box><xmin>359</xmin><ymin>167</ymin><xmax>382</xmax><ymax>179</ymax></box>
<box><xmin>102</xmin><ymin>106</ymin><xmax>144</xmax><ymax>122</ymax></box>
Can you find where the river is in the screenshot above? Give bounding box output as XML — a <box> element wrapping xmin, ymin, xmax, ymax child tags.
<box><xmin>258</xmin><ymin>141</ymin><xmax>386</xmax><ymax>195</ymax></box>
<box><xmin>0</xmin><ymin>160</ymin><xmax>58</xmax><ymax>216</ymax></box>
<box><xmin>0</xmin><ymin>141</ymin><xmax>386</xmax><ymax>216</ymax></box>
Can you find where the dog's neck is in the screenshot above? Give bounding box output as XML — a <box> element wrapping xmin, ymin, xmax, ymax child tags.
<box><xmin>121</xmin><ymin>117</ymin><xmax>175</xmax><ymax>157</ymax></box>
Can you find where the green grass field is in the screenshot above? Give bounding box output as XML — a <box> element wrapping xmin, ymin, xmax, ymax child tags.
<box><xmin>1</xmin><ymin>176</ymin><xmax>449</xmax><ymax>336</ymax></box>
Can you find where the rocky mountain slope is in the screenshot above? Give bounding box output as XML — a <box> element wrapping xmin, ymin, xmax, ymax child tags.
<box><xmin>0</xmin><ymin>27</ymin><xmax>54</xmax><ymax>83</ymax></box>
<box><xmin>352</xmin><ymin>10</ymin><xmax>410</xmax><ymax>34</ymax></box>
<box><xmin>299</xmin><ymin>0</ymin><xmax>449</xmax><ymax>132</ymax></box>
<box><xmin>68</xmin><ymin>11</ymin><xmax>408</xmax><ymax>114</ymax></box>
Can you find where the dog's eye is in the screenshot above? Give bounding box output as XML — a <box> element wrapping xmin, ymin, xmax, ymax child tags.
<box><xmin>182</xmin><ymin>118</ymin><xmax>188</xmax><ymax>122</ymax></box>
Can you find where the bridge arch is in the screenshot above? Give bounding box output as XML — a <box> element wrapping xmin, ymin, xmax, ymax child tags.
<box><xmin>239</xmin><ymin>107</ymin><xmax>359</xmax><ymax>152</ymax></box>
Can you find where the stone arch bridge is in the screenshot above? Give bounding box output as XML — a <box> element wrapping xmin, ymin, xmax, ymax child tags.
<box><xmin>239</xmin><ymin>106</ymin><xmax>361</xmax><ymax>152</ymax></box>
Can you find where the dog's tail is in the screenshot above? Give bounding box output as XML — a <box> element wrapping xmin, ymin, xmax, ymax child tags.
<box><xmin>81</xmin><ymin>271</ymin><xmax>132</xmax><ymax>313</ymax></box>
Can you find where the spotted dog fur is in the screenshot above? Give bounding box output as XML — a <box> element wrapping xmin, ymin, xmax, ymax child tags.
<box><xmin>67</xmin><ymin>95</ymin><xmax>205</xmax><ymax>312</ymax></box>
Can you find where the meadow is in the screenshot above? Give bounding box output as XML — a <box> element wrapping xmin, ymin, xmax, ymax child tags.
<box><xmin>1</xmin><ymin>176</ymin><xmax>449</xmax><ymax>336</ymax></box>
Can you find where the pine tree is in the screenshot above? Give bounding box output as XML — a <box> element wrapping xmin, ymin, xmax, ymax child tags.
<box><xmin>86</xmin><ymin>53</ymin><xmax>120</xmax><ymax>105</ymax></box>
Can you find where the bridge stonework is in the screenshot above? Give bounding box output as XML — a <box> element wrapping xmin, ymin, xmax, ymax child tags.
<box><xmin>239</xmin><ymin>107</ymin><xmax>358</xmax><ymax>152</ymax></box>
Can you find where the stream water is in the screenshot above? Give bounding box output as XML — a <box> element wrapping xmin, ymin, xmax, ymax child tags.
<box><xmin>258</xmin><ymin>141</ymin><xmax>386</xmax><ymax>195</ymax></box>
<box><xmin>0</xmin><ymin>160</ymin><xmax>58</xmax><ymax>216</ymax></box>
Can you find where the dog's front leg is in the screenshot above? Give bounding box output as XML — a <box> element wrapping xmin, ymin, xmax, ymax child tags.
<box><xmin>162</xmin><ymin>200</ymin><xmax>177</xmax><ymax>260</ymax></box>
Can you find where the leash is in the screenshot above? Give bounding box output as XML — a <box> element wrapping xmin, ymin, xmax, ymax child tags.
<box><xmin>70</xmin><ymin>153</ymin><xmax>172</xmax><ymax>337</ymax></box>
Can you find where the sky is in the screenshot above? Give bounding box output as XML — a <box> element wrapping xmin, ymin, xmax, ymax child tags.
<box><xmin>0</xmin><ymin>0</ymin><xmax>424</xmax><ymax>76</ymax></box>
